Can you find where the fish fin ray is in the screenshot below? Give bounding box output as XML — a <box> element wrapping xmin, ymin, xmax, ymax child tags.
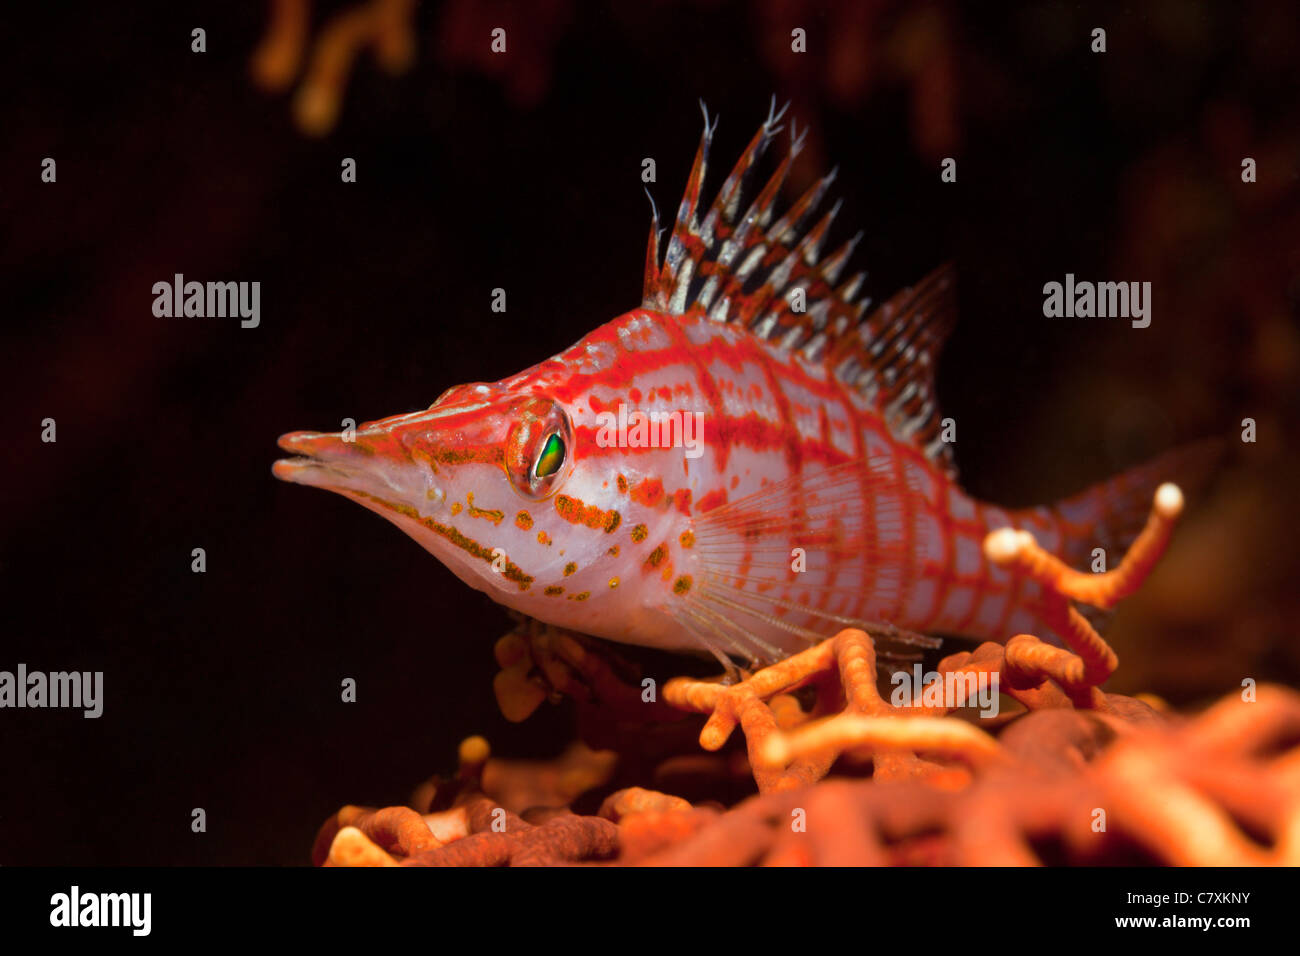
<box><xmin>673</xmin><ymin>458</ymin><xmax>943</xmax><ymax>663</ymax></box>
<box><xmin>1038</xmin><ymin>438</ymin><xmax>1225</xmax><ymax>582</ymax></box>
<box><xmin>644</xmin><ymin>105</ymin><xmax>960</xmax><ymax>478</ymax></box>
<box><xmin>671</xmin><ymin>599</ymin><xmax>788</xmax><ymax>669</ymax></box>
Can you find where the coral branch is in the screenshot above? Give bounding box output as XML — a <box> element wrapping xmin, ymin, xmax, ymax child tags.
<box><xmin>985</xmin><ymin>483</ymin><xmax>1189</xmax><ymax>693</ymax></box>
<box><xmin>250</xmin><ymin>0</ymin><xmax>310</xmax><ymax>91</ymax></box>
<box><xmin>761</xmin><ymin>714</ymin><xmax>1006</xmax><ymax>771</ymax></box>
<box><xmin>251</xmin><ymin>0</ymin><xmax>418</xmax><ymax>136</ymax></box>
<box><xmin>984</xmin><ymin>482</ymin><xmax>1184</xmax><ymax>610</ymax></box>
<box><xmin>312</xmin><ymin>685</ymin><xmax>1300</xmax><ymax>866</ymax></box>
<box><xmin>665</xmin><ymin>629</ymin><xmax>991</xmax><ymax>792</ymax></box>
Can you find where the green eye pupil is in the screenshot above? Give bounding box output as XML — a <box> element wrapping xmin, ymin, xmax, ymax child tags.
<box><xmin>534</xmin><ymin>433</ymin><xmax>565</xmax><ymax>478</ymax></box>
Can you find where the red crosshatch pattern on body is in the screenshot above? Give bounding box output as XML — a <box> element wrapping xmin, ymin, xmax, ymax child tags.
<box><xmin>275</xmin><ymin>103</ymin><xmax>1184</xmax><ymax>669</ymax></box>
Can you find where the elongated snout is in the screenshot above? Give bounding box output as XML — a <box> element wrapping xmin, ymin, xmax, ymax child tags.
<box><xmin>272</xmin><ymin>429</ymin><xmax>358</xmax><ymax>487</ymax></box>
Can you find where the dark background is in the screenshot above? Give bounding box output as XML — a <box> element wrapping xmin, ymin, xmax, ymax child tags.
<box><xmin>2</xmin><ymin>0</ymin><xmax>1297</xmax><ymax>864</ymax></box>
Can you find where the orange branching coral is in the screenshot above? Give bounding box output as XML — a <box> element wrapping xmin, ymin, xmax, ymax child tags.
<box><xmin>314</xmin><ymin>804</ymin><xmax>464</xmax><ymax>866</ymax></box>
<box><xmin>492</xmin><ymin>616</ymin><xmax>682</xmax><ymax>725</ymax></box>
<box><xmin>251</xmin><ymin>0</ymin><xmax>417</xmax><ymax>136</ymax></box>
<box><xmin>251</xmin><ymin>0</ymin><xmax>576</xmax><ymax>135</ymax></box>
<box><xmin>314</xmin><ymin>733</ymin><xmax>620</xmax><ymax>866</ymax></box>
<box><xmin>597</xmin><ymin>786</ymin><xmax>693</xmax><ymax>821</ymax></box>
<box><xmin>250</xmin><ymin>0</ymin><xmax>310</xmax><ymax>92</ymax></box>
<box><xmin>664</xmin><ymin>631</ymin><xmax>991</xmax><ymax>793</ymax></box>
<box><xmin>312</xmin><ymin>683</ymin><xmax>1300</xmax><ymax>866</ymax></box>
<box><xmin>410</xmin><ymin>736</ymin><xmax>618</xmax><ymax>818</ymax></box>
<box><xmin>617</xmin><ymin>685</ymin><xmax>1300</xmax><ymax>866</ymax></box>
<box><xmin>478</xmin><ymin>744</ymin><xmax>618</xmax><ymax>815</ymax></box>
<box><xmin>983</xmin><ymin>482</ymin><xmax>1186</xmax><ymax>700</ymax></box>
<box><xmin>402</xmin><ymin>800</ymin><xmax>619</xmax><ymax>866</ymax></box>
<box><xmin>321</xmin><ymin>797</ymin><xmax>619</xmax><ymax>866</ymax></box>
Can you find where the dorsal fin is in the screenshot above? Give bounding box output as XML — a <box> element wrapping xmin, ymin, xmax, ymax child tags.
<box><xmin>642</xmin><ymin>100</ymin><xmax>959</xmax><ymax>479</ymax></box>
<box><xmin>834</xmin><ymin>264</ymin><xmax>957</xmax><ymax>477</ymax></box>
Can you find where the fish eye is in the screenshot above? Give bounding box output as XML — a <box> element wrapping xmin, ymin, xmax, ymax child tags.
<box><xmin>534</xmin><ymin>432</ymin><xmax>565</xmax><ymax>478</ymax></box>
<box><xmin>505</xmin><ymin>398</ymin><xmax>573</xmax><ymax>499</ymax></box>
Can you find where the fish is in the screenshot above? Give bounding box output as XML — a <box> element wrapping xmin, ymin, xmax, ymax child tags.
<box><xmin>273</xmin><ymin>100</ymin><xmax>1193</xmax><ymax>672</ymax></box>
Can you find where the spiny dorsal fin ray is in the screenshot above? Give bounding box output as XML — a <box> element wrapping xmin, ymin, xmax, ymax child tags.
<box><xmin>642</xmin><ymin>103</ymin><xmax>959</xmax><ymax>479</ymax></box>
<box><xmin>835</xmin><ymin>264</ymin><xmax>957</xmax><ymax>476</ymax></box>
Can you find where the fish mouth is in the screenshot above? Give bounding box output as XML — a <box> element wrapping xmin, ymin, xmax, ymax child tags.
<box><xmin>273</xmin><ymin>429</ymin><xmax>443</xmax><ymax>509</ymax></box>
<box><xmin>272</xmin><ymin>431</ymin><xmax>362</xmax><ymax>489</ymax></box>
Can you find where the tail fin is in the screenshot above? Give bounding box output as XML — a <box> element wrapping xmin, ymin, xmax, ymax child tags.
<box><xmin>1035</xmin><ymin>439</ymin><xmax>1224</xmax><ymax>573</ymax></box>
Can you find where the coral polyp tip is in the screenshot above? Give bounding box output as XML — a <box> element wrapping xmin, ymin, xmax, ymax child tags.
<box><xmin>758</xmin><ymin>735</ymin><xmax>791</xmax><ymax>769</ymax></box>
<box><xmin>983</xmin><ymin>527</ymin><xmax>1029</xmax><ymax>565</ymax></box>
<box><xmin>1154</xmin><ymin>482</ymin><xmax>1184</xmax><ymax>519</ymax></box>
<box><xmin>459</xmin><ymin>735</ymin><xmax>490</xmax><ymax>765</ymax></box>
<box><xmin>293</xmin><ymin>87</ymin><xmax>337</xmax><ymax>138</ymax></box>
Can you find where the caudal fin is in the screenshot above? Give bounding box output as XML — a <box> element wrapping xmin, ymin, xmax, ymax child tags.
<box><xmin>1042</xmin><ymin>439</ymin><xmax>1224</xmax><ymax>573</ymax></box>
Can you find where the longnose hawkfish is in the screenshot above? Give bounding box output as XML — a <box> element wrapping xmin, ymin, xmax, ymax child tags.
<box><xmin>274</xmin><ymin>101</ymin><xmax>1188</xmax><ymax>674</ymax></box>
